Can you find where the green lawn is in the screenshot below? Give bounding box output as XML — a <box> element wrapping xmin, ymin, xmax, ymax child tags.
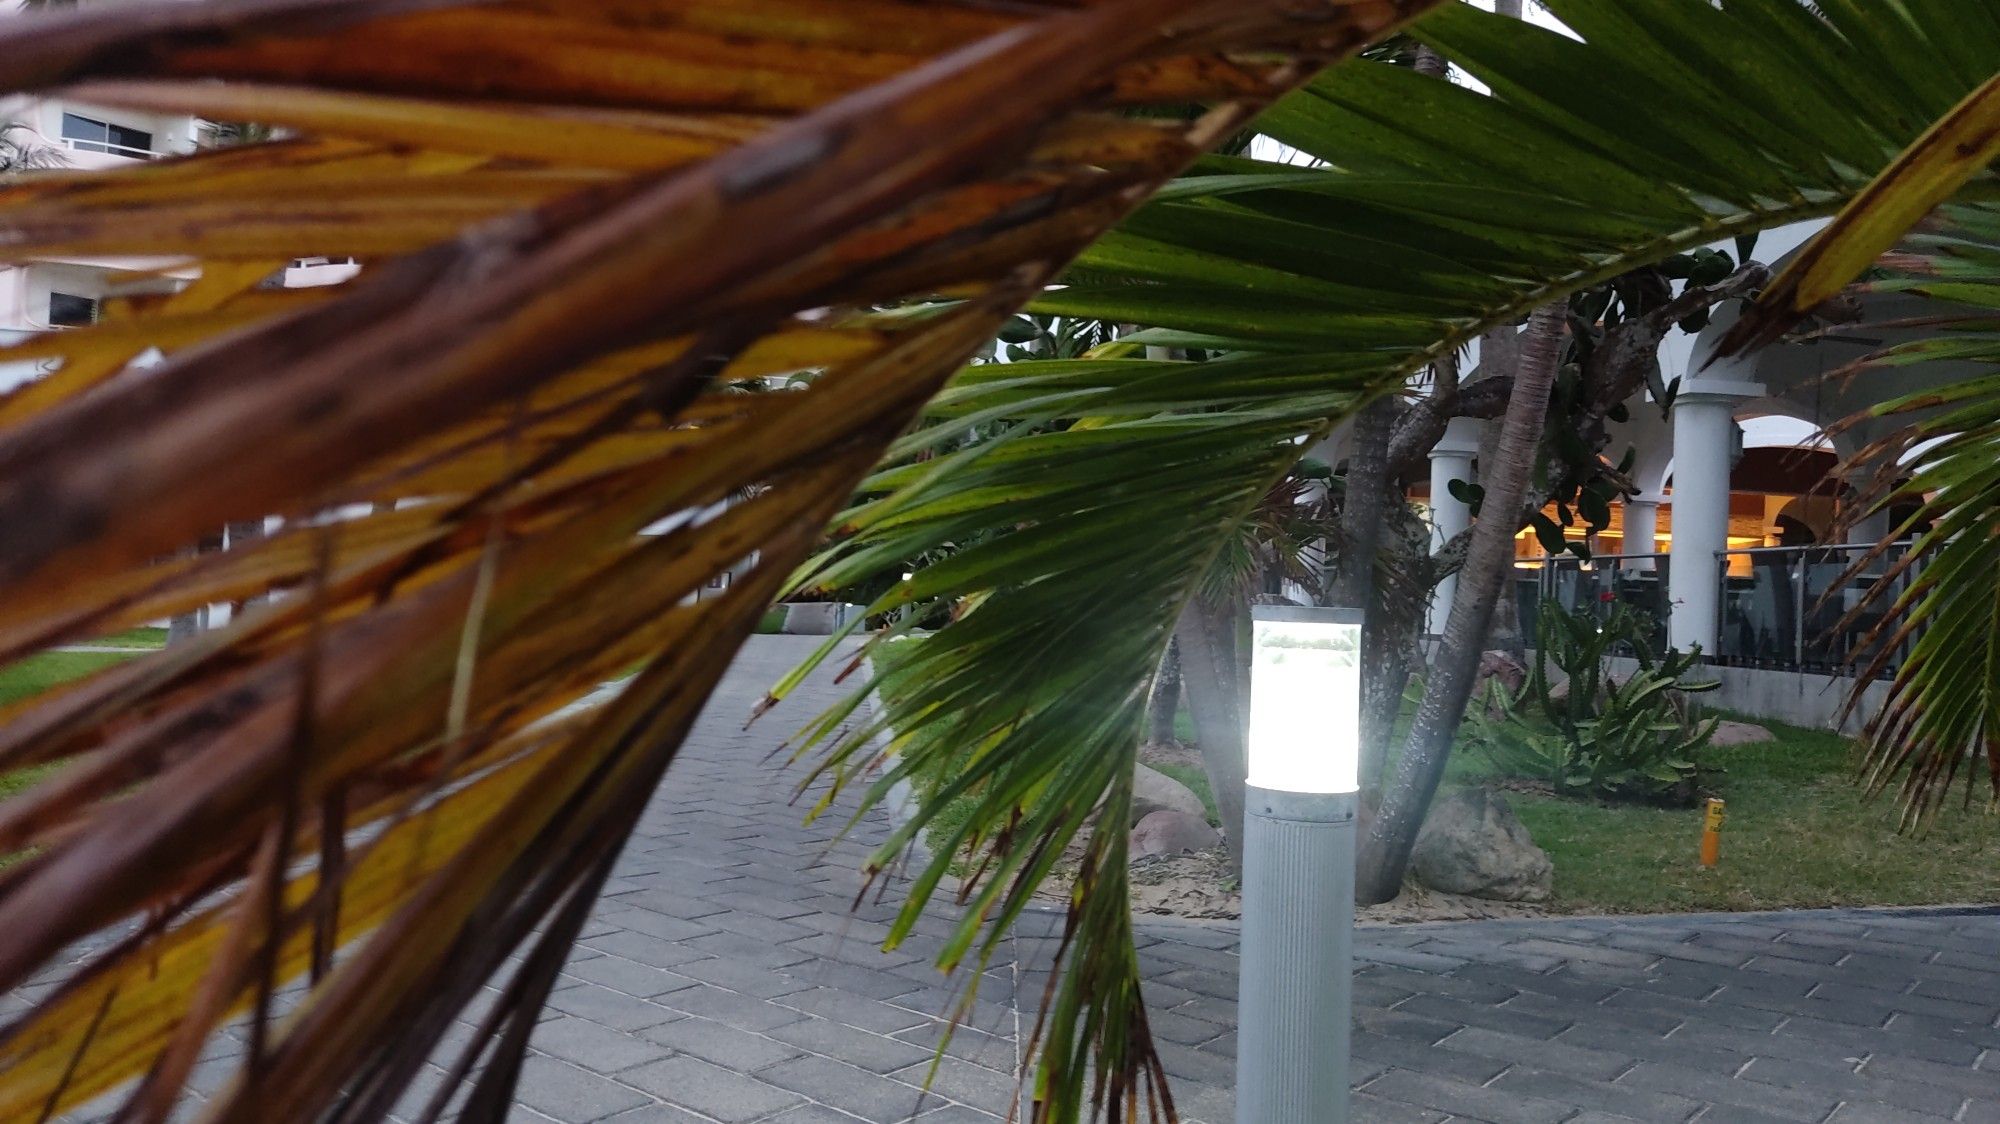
<box><xmin>1444</xmin><ymin>714</ymin><xmax>2000</xmax><ymax>914</ymax></box>
<box><xmin>793</xmin><ymin>631</ymin><xmax>2000</xmax><ymax>914</ymax></box>
<box><xmin>71</xmin><ymin>626</ymin><xmax>168</xmax><ymax>649</ymax></box>
<box><xmin>1168</xmin><ymin>689</ymin><xmax>1999</xmax><ymax>914</ymax></box>
<box><xmin>0</xmin><ymin>649</ymin><xmax>143</xmax><ymax>799</ymax></box>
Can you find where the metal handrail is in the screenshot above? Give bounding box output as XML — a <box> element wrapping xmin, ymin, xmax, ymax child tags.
<box><xmin>1515</xmin><ymin>542</ymin><xmax>1921</xmax><ymax>678</ymax></box>
<box><xmin>62</xmin><ymin>137</ymin><xmax>155</xmax><ymax>159</ymax></box>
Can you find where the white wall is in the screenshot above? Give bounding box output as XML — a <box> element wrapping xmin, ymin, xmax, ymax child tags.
<box><xmin>16</xmin><ymin>97</ymin><xmax>198</xmax><ymax>168</ymax></box>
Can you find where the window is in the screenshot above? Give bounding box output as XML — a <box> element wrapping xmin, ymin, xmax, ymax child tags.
<box><xmin>47</xmin><ymin>291</ymin><xmax>99</xmax><ymax>327</ymax></box>
<box><xmin>59</xmin><ymin>112</ymin><xmax>153</xmax><ymax>158</ymax></box>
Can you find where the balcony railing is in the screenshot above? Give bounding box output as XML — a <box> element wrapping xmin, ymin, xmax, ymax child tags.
<box><xmin>1516</xmin><ymin>542</ymin><xmax>1919</xmax><ymax>678</ymax></box>
<box><xmin>1516</xmin><ymin>552</ymin><xmax>1672</xmax><ymax>658</ymax></box>
<box><xmin>61</xmin><ymin>137</ymin><xmax>156</xmax><ymax>160</ymax></box>
<box><xmin>1711</xmin><ymin>542</ymin><xmax>1915</xmax><ymax>676</ymax></box>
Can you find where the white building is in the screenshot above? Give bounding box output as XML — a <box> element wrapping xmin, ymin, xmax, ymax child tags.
<box><xmin>0</xmin><ymin>94</ymin><xmax>206</xmax><ymax>390</ymax></box>
<box><xmin>1404</xmin><ymin>222</ymin><xmax>1967</xmax><ymax>730</ymax></box>
<box><xmin>0</xmin><ymin>92</ymin><xmax>358</xmax><ymax>631</ymax></box>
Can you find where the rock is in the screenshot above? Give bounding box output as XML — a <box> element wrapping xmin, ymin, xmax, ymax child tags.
<box><xmin>1545</xmin><ymin>674</ymin><xmax>1573</xmax><ymax>707</ymax></box>
<box><xmin>1131</xmin><ymin>810</ymin><xmax>1220</xmax><ymax>857</ymax></box>
<box><xmin>1474</xmin><ymin>650</ymin><xmax>1528</xmax><ymax>699</ymax></box>
<box><xmin>1133</xmin><ymin>763</ymin><xmax>1207</xmax><ymax>822</ymax></box>
<box><xmin>1710</xmin><ymin>719</ymin><xmax>1773</xmax><ymax>746</ymax></box>
<box><xmin>1410</xmin><ymin>787</ymin><xmax>1553</xmax><ymax>903</ymax></box>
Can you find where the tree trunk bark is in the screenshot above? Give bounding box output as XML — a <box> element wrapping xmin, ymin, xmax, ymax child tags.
<box><xmin>1339</xmin><ymin>398</ymin><xmax>1394</xmax><ymax>794</ymax></box>
<box><xmin>225</xmin><ymin>518</ymin><xmax>267</xmax><ymax>616</ymax></box>
<box><xmin>1146</xmin><ymin>637</ymin><xmax>1181</xmax><ymax>745</ymax></box>
<box><xmin>1356</xmin><ymin>305</ymin><xmax>1566</xmax><ymax>904</ymax></box>
<box><xmin>166</xmin><ymin>528</ymin><xmax>227</xmax><ymax>645</ymax></box>
<box><xmin>1476</xmin><ymin>327</ymin><xmax>1529</xmax><ymax>661</ymax></box>
<box><xmin>1173</xmin><ymin>599</ymin><xmax>1249</xmax><ymax>877</ymax></box>
<box><xmin>1335</xmin><ymin>400</ymin><xmax>1391</xmax><ymax>612</ymax></box>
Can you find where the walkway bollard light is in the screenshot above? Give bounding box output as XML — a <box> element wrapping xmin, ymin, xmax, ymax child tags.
<box><xmin>1237</xmin><ymin>605</ymin><xmax>1361</xmax><ymax>1124</ymax></box>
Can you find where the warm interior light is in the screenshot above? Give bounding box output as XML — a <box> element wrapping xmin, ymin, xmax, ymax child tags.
<box><xmin>1246</xmin><ymin>606</ymin><xmax>1362</xmax><ymax>795</ymax></box>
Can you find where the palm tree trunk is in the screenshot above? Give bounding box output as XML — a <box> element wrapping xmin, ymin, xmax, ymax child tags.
<box><xmin>166</xmin><ymin>527</ymin><xmax>227</xmax><ymax>645</ymax></box>
<box><xmin>1173</xmin><ymin>599</ymin><xmax>1249</xmax><ymax>877</ymax></box>
<box><xmin>1146</xmin><ymin>637</ymin><xmax>1181</xmax><ymax>745</ymax></box>
<box><xmin>225</xmin><ymin>518</ymin><xmax>267</xmax><ymax>617</ymax></box>
<box><xmin>1339</xmin><ymin>398</ymin><xmax>1395</xmax><ymax>794</ymax></box>
<box><xmin>1356</xmin><ymin>305</ymin><xmax>1565</xmax><ymax>904</ymax></box>
<box><xmin>1354</xmin><ymin>36</ymin><xmax>1449</xmax><ymax>791</ymax></box>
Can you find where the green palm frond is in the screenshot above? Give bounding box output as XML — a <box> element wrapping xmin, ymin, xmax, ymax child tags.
<box><xmin>779</xmin><ymin>10</ymin><xmax>2000</xmax><ymax>1115</ymax></box>
<box><xmin>1054</xmin><ymin>2</ymin><xmax>2000</xmax><ymax>363</ymax></box>
<box><xmin>776</xmin><ymin>350</ymin><xmax>1363</xmax><ymax>1122</ymax></box>
<box><xmin>1826</xmin><ymin>202</ymin><xmax>2000</xmax><ymax>826</ymax></box>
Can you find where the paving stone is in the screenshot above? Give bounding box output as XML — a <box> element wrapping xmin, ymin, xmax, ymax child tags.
<box><xmin>1437</xmin><ymin>1025</ymin><xmax>1636</xmax><ymax>1082</ymax></box>
<box><xmin>620</xmin><ymin>1055</ymin><xmax>805</xmax><ymax>1122</ymax></box>
<box><xmin>1346</xmin><ymin>1093</ymin><xmax>1449</xmax><ymax>1123</ymax></box>
<box><xmin>532</xmin><ymin>1016</ymin><xmax>676</xmax><ymax>1074</ymax></box>
<box><xmin>638</xmin><ymin>1014</ymin><xmax>804</xmax><ymax>1071</ymax></box>
<box><xmin>600</xmin><ymin>1107</ymin><xmax>714</xmax><ymax>1124</ymax></box>
<box><xmin>585</xmin><ymin>929</ymin><xmax>719</xmax><ymax>969</ymax></box>
<box><xmin>762</xmin><ymin>1054</ymin><xmax>937</xmax><ymax>1123</ymax></box>
<box><xmin>512</xmin><ymin>1055</ymin><xmax>652</xmax><ymax>1123</ymax></box>
<box><xmin>907</xmin><ymin>1107</ymin><xmax>1002</xmax><ymax>1123</ymax></box>
<box><xmin>1739</xmin><ymin>1055</ymin><xmax>1966</xmax><ymax>1118</ymax></box>
<box><xmin>1823</xmin><ymin>1102</ymin><xmax>1960</xmax><ymax>1123</ymax></box>
<box><xmin>1485</xmin><ymin>1066</ymin><xmax>1703</xmax><ymax>1121</ymax></box>
<box><xmin>1360</xmin><ymin>1068</ymin><xmax>1583</xmax><ymax>1124</ymax></box>
<box><xmin>671</xmin><ymin>955</ymin><xmax>819</xmax><ymax>1000</ymax></box>
<box><xmin>545</xmin><ymin>985</ymin><xmax>686</xmax><ymax>1033</ymax></box>
<box><xmin>565</xmin><ymin>954</ymin><xmax>704</xmax><ymax>1000</ymax></box>
<box><xmin>888</xmin><ymin>1056</ymin><xmax>1020</xmax><ymax>1113</ymax></box>
<box><xmin>1394</xmin><ymin>991</ymin><xmax>1573</xmax><ymax>1040</ymax></box>
<box><xmin>763</xmin><ymin>1108</ymin><xmax>874</xmax><ymax>1124</ymax></box>
<box><xmin>1855</xmin><ymin>1051</ymin><xmax>2000</xmax><ymax>1099</ymax></box>
<box><xmin>766</xmin><ymin>1016</ymin><xmax>935</xmax><ymax>1074</ymax></box>
<box><xmin>661</xmin><ymin>983</ymin><xmax>808</xmax><ymax>1031</ymax></box>
<box><xmin>779</xmin><ymin>987</ymin><xmax>933</xmax><ymax>1034</ymax></box>
<box><xmin>1350</xmin><ymin>1030</ymin><xmax>1509</xmax><ymax>1087</ymax></box>
<box><xmin>1615</xmin><ymin>1060</ymin><xmax>1838</xmax><ymax>1121</ymax></box>
<box><xmin>58</xmin><ymin>639</ymin><xmax>2000</xmax><ymax>1124</ymax></box>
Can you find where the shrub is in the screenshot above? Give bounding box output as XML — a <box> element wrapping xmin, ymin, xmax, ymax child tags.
<box><xmin>1467</xmin><ymin>602</ymin><xmax>1719</xmax><ymax>805</ymax></box>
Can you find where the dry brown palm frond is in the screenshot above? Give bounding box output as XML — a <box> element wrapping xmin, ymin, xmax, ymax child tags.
<box><xmin>0</xmin><ymin>1</ymin><xmax>1440</xmax><ymax>1120</ymax></box>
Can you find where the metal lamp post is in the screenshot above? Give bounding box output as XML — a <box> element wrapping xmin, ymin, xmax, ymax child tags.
<box><xmin>1237</xmin><ymin>605</ymin><xmax>1361</xmax><ymax>1124</ymax></box>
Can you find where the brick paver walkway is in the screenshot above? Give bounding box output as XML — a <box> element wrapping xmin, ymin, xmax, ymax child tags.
<box><xmin>500</xmin><ymin>636</ymin><xmax>2000</xmax><ymax>1124</ymax></box>
<box><xmin>49</xmin><ymin>636</ymin><xmax>2000</xmax><ymax>1123</ymax></box>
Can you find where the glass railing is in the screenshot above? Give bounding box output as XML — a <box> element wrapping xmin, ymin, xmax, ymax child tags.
<box><xmin>1520</xmin><ymin>553</ymin><xmax>1673</xmax><ymax>656</ymax></box>
<box><xmin>1712</xmin><ymin>542</ymin><xmax>1915</xmax><ymax>675</ymax></box>
<box><xmin>1514</xmin><ymin>543</ymin><xmax>1918</xmax><ymax>677</ymax></box>
<box><xmin>62</xmin><ymin>137</ymin><xmax>156</xmax><ymax>159</ymax></box>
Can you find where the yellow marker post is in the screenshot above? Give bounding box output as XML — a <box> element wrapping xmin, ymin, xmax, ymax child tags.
<box><xmin>1699</xmin><ymin>797</ymin><xmax>1726</xmax><ymax>868</ymax></box>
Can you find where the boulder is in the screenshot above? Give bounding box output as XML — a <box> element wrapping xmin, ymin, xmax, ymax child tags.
<box><xmin>1710</xmin><ymin>719</ymin><xmax>1773</xmax><ymax>746</ymax></box>
<box><xmin>1410</xmin><ymin>787</ymin><xmax>1553</xmax><ymax>903</ymax></box>
<box><xmin>1133</xmin><ymin>763</ymin><xmax>1207</xmax><ymax>822</ymax></box>
<box><xmin>1131</xmin><ymin>810</ymin><xmax>1220</xmax><ymax>858</ymax></box>
<box><xmin>1473</xmin><ymin>650</ymin><xmax>1528</xmax><ymax>699</ymax></box>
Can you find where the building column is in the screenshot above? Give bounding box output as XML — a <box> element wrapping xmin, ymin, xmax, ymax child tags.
<box><xmin>1667</xmin><ymin>380</ymin><xmax>1761</xmax><ymax>654</ymax></box>
<box><xmin>1622</xmin><ymin>492</ymin><xmax>1665</xmax><ymax>567</ymax></box>
<box><xmin>1425</xmin><ymin>419</ymin><xmax>1482</xmax><ymax>635</ymax></box>
<box><xmin>1843</xmin><ymin>504</ymin><xmax>1893</xmax><ymax>547</ymax></box>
